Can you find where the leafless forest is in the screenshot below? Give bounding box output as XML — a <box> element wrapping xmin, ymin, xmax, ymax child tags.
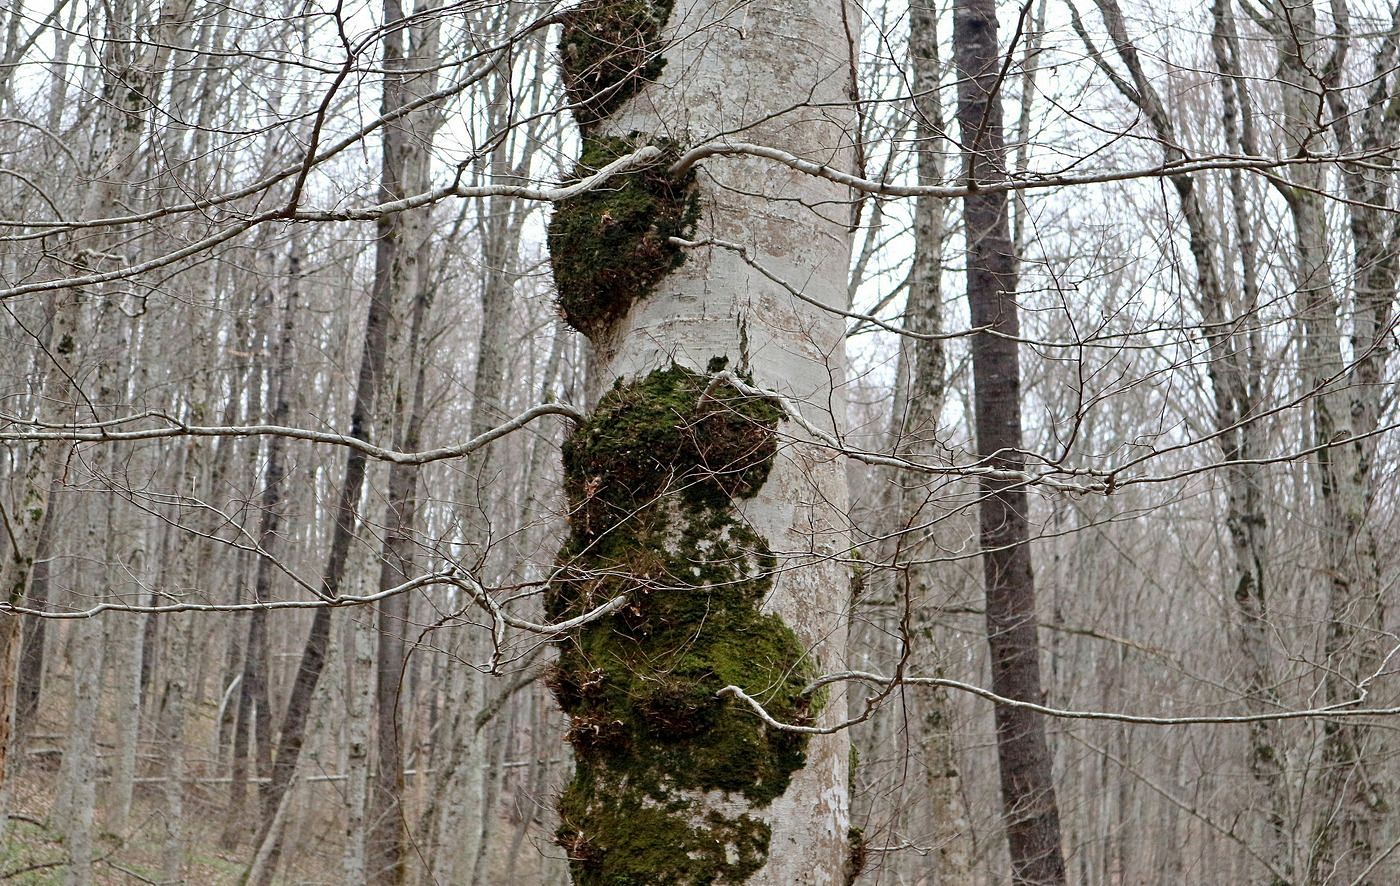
<box><xmin>0</xmin><ymin>0</ymin><xmax>1398</xmax><ymax>883</ymax></box>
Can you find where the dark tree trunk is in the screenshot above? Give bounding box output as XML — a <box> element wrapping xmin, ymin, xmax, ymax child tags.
<box><xmin>953</xmin><ymin>0</ymin><xmax>1067</xmax><ymax>882</ymax></box>
<box><xmin>14</xmin><ymin>478</ymin><xmax>59</xmax><ymax>736</ymax></box>
<box><xmin>224</xmin><ymin>261</ymin><xmax>298</xmax><ymax>848</ymax></box>
<box><xmin>245</xmin><ymin>233</ymin><xmax>392</xmax><ymax>879</ymax></box>
<box><xmin>247</xmin><ymin>5</ymin><xmax>414</xmax><ymax>877</ymax></box>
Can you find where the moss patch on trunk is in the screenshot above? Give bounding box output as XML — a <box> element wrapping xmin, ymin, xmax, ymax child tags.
<box><xmin>559</xmin><ymin>0</ymin><xmax>676</xmax><ymax>128</ymax></box>
<box><xmin>548</xmin><ymin>136</ymin><xmax>698</xmax><ymax>341</ymax></box>
<box><xmin>547</xmin><ymin>365</ymin><xmax>815</xmax><ymax>885</ymax></box>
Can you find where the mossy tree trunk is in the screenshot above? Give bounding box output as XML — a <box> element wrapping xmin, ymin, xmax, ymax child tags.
<box><xmin>545</xmin><ymin>1</ymin><xmax>857</xmax><ymax>883</ymax></box>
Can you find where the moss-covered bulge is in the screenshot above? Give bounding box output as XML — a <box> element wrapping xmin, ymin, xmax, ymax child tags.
<box><xmin>548</xmin><ymin>136</ymin><xmax>698</xmax><ymax>341</ymax></box>
<box><xmin>548</xmin><ymin>365</ymin><xmax>816</xmax><ymax>885</ymax></box>
<box><xmin>559</xmin><ymin>0</ymin><xmax>676</xmax><ymax>128</ymax></box>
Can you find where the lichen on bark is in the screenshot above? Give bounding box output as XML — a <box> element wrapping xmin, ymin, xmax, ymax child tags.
<box><xmin>547</xmin><ymin>365</ymin><xmax>816</xmax><ymax>884</ymax></box>
<box><xmin>559</xmin><ymin>0</ymin><xmax>676</xmax><ymax>128</ymax></box>
<box><xmin>548</xmin><ymin>136</ymin><xmax>698</xmax><ymax>341</ymax></box>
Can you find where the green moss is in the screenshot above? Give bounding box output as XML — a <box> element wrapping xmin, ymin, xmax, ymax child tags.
<box><xmin>845</xmin><ymin>827</ymin><xmax>867</xmax><ymax>885</ymax></box>
<box><xmin>558</xmin><ymin>769</ymin><xmax>771</xmax><ymax>886</ymax></box>
<box><xmin>557</xmin><ymin>364</ymin><xmax>781</xmax><ymax>542</ymax></box>
<box><xmin>548</xmin><ymin>364</ymin><xmax>813</xmax><ymax>884</ymax></box>
<box><xmin>548</xmin><ymin>136</ymin><xmax>699</xmax><ymax>341</ymax></box>
<box><xmin>850</xmin><ymin>547</ymin><xmax>867</xmax><ymax>601</ymax></box>
<box><xmin>559</xmin><ymin>0</ymin><xmax>675</xmax><ymax>128</ymax></box>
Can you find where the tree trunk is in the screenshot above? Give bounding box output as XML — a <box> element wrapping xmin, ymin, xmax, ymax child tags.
<box><xmin>13</xmin><ymin>477</ymin><xmax>59</xmax><ymax>738</ymax></box>
<box><xmin>0</xmin><ymin>401</ymin><xmax>70</xmax><ymax>834</ymax></box>
<box><xmin>901</xmin><ymin>2</ymin><xmax>973</xmax><ymax>880</ymax></box>
<box><xmin>952</xmin><ymin>0</ymin><xmax>1066</xmax><ymax>881</ymax></box>
<box><xmin>1076</xmin><ymin>1</ymin><xmax>1290</xmax><ymax>874</ymax></box>
<box><xmin>247</xmin><ymin>2</ymin><xmax>435</xmax><ymax>877</ymax></box>
<box><xmin>106</xmin><ymin>595</ymin><xmax>147</xmax><ymax>834</ymax></box>
<box><xmin>163</xmin><ymin>298</ymin><xmax>239</xmax><ymax>877</ymax></box>
<box><xmin>366</xmin><ymin>7</ymin><xmax>439</xmax><ymax>881</ymax></box>
<box><xmin>367</xmin><ymin>232</ymin><xmax>434</xmax><ymax>882</ymax></box>
<box><xmin>224</xmin><ymin>258</ymin><xmax>298</xmax><ymax>848</ymax></box>
<box><xmin>1207</xmin><ymin>5</ymin><xmax>1291</xmax><ymax>875</ymax></box>
<box><xmin>342</xmin><ymin>608</ymin><xmax>375</xmax><ymax>884</ymax></box>
<box><xmin>60</xmin><ymin>619</ymin><xmax>104</xmax><ymax>886</ymax></box>
<box><xmin>158</xmin><ymin>609</ymin><xmax>194</xmax><ymax>882</ymax></box>
<box><xmin>543</xmin><ymin>1</ymin><xmax>856</xmax><ymax>882</ymax></box>
<box><xmin>424</xmin><ymin>49</ymin><xmax>528</xmax><ymax>883</ymax></box>
<box><xmin>0</xmin><ymin>0</ymin><xmax>191</xmax><ymax>821</ymax></box>
<box><xmin>1259</xmin><ymin>4</ymin><xmax>1392</xmax><ymax>879</ymax></box>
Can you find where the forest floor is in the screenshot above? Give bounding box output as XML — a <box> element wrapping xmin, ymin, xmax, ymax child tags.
<box><xmin>2</xmin><ymin>774</ymin><xmax>255</xmax><ymax>884</ymax></box>
<box><xmin>1</xmin><ymin>665</ymin><xmax>563</xmax><ymax>884</ymax></box>
<box><xmin>0</xmin><ymin>666</ymin><xmax>341</xmax><ymax>885</ymax></box>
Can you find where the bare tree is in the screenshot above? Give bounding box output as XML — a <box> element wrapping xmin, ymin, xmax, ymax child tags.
<box><xmin>953</xmin><ymin>0</ymin><xmax>1067</xmax><ymax>881</ymax></box>
<box><xmin>2</xmin><ymin>2</ymin><xmax>1400</xmax><ymax>885</ymax></box>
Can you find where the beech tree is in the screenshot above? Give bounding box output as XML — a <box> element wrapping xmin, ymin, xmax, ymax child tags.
<box><xmin>541</xmin><ymin>0</ymin><xmax>858</xmax><ymax>880</ymax></box>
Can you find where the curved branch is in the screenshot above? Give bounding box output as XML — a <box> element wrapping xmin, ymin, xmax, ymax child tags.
<box><xmin>669</xmin><ymin>139</ymin><xmax>1400</xmax><ymax>199</ymax></box>
<box><xmin>0</xmin><ymin>402</ymin><xmax>585</xmax><ymax>463</ymax></box>
<box><xmin>718</xmin><ymin>669</ymin><xmax>1400</xmax><ymax>733</ymax></box>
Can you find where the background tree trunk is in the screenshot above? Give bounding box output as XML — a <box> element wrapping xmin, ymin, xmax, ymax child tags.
<box><xmin>901</xmin><ymin>3</ymin><xmax>974</xmax><ymax>881</ymax></box>
<box><xmin>953</xmin><ymin>0</ymin><xmax>1067</xmax><ymax>881</ymax></box>
<box><xmin>247</xmin><ymin>3</ymin><xmax>430</xmax><ymax>876</ymax></box>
